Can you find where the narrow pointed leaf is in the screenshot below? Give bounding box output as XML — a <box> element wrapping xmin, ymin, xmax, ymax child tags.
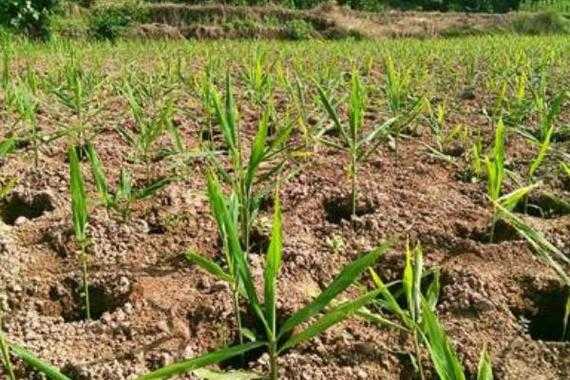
<box><xmin>263</xmin><ymin>192</ymin><xmax>282</xmax><ymax>336</ymax></box>
<box><xmin>69</xmin><ymin>147</ymin><xmax>87</xmax><ymax>242</ymax></box>
<box><xmin>280</xmin><ymin>289</ymin><xmax>381</xmax><ymax>352</ymax></box>
<box><xmin>420</xmin><ymin>301</ymin><xmax>465</xmax><ymax>380</ymax></box>
<box><xmin>477</xmin><ymin>345</ymin><xmax>493</xmax><ymax>380</ymax></box>
<box><xmin>185</xmin><ymin>251</ymin><xmax>233</xmax><ymax>284</ymax></box>
<box><xmin>137</xmin><ymin>342</ymin><xmax>266</xmax><ymax>380</ymax></box>
<box><xmin>278</xmin><ymin>243</ymin><xmax>390</xmax><ymax>338</ymax></box>
<box><xmin>10</xmin><ymin>345</ymin><xmax>71</xmax><ymax>380</ymax></box>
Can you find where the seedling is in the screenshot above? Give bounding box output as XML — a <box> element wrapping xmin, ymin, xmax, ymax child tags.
<box><xmin>205</xmin><ymin>73</ymin><xmax>291</xmax><ymax>252</ymax></box>
<box><xmin>384</xmin><ymin>55</ymin><xmax>411</xmax><ymax>115</ymax></box>
<box><xmin>118</xmin><ymin>83</ymin><xmax>175</xmax><ymax>175</ymax></box>
<box><xmin>11</xmin><ymin>83</ymin><xmax>40</xmax><ymax>169</ymax></box>
<box><xmin>365</xmin><ymin>244</ymin><xmax>493</xmax><ymax>380</ymax></box>
<box><xmin>50</xmin><ymin>55</ymin><xmax>102</xmax><ymax>148</ymax></box>
<box><xmin>244</xmin><ymin>48</ymin><xmax>273</xmax><ymax>105</ymax></box>
<box><xmin>178</xmin><ymin>183</ymin><xmax>390</xmax><ymax>380</ymax></box>
<box><xmin>317</xmin><ymin>70</ymin><xmax>398</xmax><ymax>218</ymax></box>
<box><xmin>69</xmin><ymin>146</ymin><xmax>90</xmax><ymax>319</ymax></box>
<box><xmin>485</xmin><ymin>119</ymin><xmax>506</xmax><ymax>242</ymax></box>
<box><xmin>86</xmin><ymin>143</ymin><xmax>173</xmax><ymax>221</ymax></box>
<box><xmin>382</xmin><ymin>57</ymin><xmax>428</xmax><ymax>163</ymax></box>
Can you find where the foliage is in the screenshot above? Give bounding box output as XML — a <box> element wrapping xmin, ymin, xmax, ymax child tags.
<box><xmin>0</xmin><ymin>0</ymin><xmax>60</xmax><ymax>39</ymax></box>
<box><xmin>513</xmin><ymin>11</ymin><xmax>570</xmax><ymax>35</ymax></box>
<box><xmin>285</xmin><ymin>19</ymin><xmax>315</xmax><ymax>40</ymax></box>
<box><xmin>180</xmin><ymin>183</ymin><xmax>390</xmax><ymax>380</ymax></box>
<box><xmin>318</xmin><ymin>69</ymin><xmax>398</xmax><ymax>218</ymax></box>
<box><xmin>88</xmin><ymin>2</ymin><xmax>148</xmax><ymax>40</ymax></box>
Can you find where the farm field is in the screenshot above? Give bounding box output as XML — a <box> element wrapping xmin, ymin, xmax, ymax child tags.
<box><xmin>0</xmin><ymin>35</ymin><xmax>569</xmax><ymax>379</ymax></box>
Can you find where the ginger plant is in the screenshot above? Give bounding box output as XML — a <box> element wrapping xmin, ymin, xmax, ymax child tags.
<box><xmin>364</xmin><ymin>243</ymin><xmax>494</xmax><ymax>380</ymax></box>
<box><xmin>50</xmin><ymin>54</ymin><xmax>102</xmax><ymax>150</ymax></box>
<box><xmin>68</xmin><ymin>146</ymin><xmax>90</xmax><ymax>319</ymax></box>
<box><xmin>205</xmin><ymin>73</ymin><xmax>291</xmax><ymax>252</ymax></box>
<box><xmin>317</xmin><ymin>70</ymin><xmax>398</xmax><ymax>218</ymax></box>
<box><xmin>173</xmin><ymin>182</ymin><xmax>390</xmax><ymax>380</ymax></box>
<box><xmin>86</xmin><ymin>143</ymin><xmax>173</xmax><ymax>221</ymax></box>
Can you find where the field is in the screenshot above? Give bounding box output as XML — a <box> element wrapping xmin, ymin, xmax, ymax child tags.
<box><xmin>0</xmin><ymin>35</ymin><xmax>569</xmax><ymax>379</ymax></box>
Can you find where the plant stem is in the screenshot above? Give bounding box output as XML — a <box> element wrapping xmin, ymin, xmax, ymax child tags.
<box><xmin>489</xmin><ymin>210</ymin><xmax>497</xmax><ymax>244</ymax></box>
<box><xmin>413</xmin><ymin>329</ymin><xmax>425</xmax><ymax>380</ymax></box>
<box><xmin>0</xmin><ymin>311</ymin><xmax>15</xmax><ymax>380</ymax></box>
<box><xmin>232</xmin><ymin>285</ymin><xmax>244</xmax><ymax>367</ymax></box>
<box><xmin>80</xmin><ymin>242</ymin><xmax>91</xmax><ymax>320</ymax></box>
<box><xmin>232</xmin><ymin>288</ymin><xmax>243</xmax><ymax>346</ymax></box>
<box><xmin>269</xmin><ymin>341</ymin><xmax>278</xmax><ymax>380</ymax></box>
<box><xmin>350</xmin><ymin>152</ymin><xmax>357</xmax><ymax>219</ymax></box>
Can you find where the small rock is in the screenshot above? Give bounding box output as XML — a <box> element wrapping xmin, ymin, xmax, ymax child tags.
<box><xmin>14</xmin><ymin>216</ymin><xmax>28</xmax><ymax>226</ymax></box>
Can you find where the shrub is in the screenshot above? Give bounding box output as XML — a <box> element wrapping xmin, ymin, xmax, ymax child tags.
<box><xmin>285</xmin><ymin>19</ymin><xmax>315</xmax><ymax>39</ymax></box>
<box><xmin>513</xmin><ymin>11</ymin><xmax>570</xmax><ymax>34</ymax></box>
<box><xmin>88</xmin><ymin>2</ymin><xmax>148</xmax><ymax>40</ymax></box>
<box><xmin>0</xmin><ymin>0</ymin><xmax>60</xmax><ymax>40</ymax></box>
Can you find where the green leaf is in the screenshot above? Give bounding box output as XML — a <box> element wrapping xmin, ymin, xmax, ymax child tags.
<box><xmin>137</xmin><ymin>342</ymin><xmax>266</xmax><ymax>380</ymax></box>
<box><xmin>316</xmin><ymin>83</ymin><xmax>349</xmax><ymax>143</ymax></box>
<box><xmin>355</xmin><ymin>306</ymin><xmax>408</xmax><ymax>332</ymax></box>
<box><xmin>245</xmin><ymin>110</ymin><xmax>270</xmax><ymax>192</ymax></box>
<box><xmin>420</xmin><ymin>301</ymin><xmax>465</xmax><ymax>380</ymax></box>
<box><xmin>368</xmin><ymin>268</ymin><xmax>411</xmax><ymax>327</ymax></box>
<box><xmin>279</xmin><ymin>289</ymin><xmax>381</xmax><ymax>352</ymax></box>
<box><xmin>476</xmin><ymin>345</ymin><xmax>493</xmax><ymax>380</ymax></box>
<box><xmin>85</xmin><ymin>143</ymin><xmax>111</xmax><ymax>207</ymax></box>
<box><xmin>359</xmin><ymin>117</ymin><xmax>398</xmax><ymax>152</ymax></box>
<box><xmin>116</xmin><ymin>169</ymin><xmax>133</xmax><ymax>202</ymax></box>
<box><xmin>135</xmin><ymin>177</ymin><xmax>173</xmax><ymax>200</ymax></box>
<box><xmin>426</xmin><ymin>269</ymin><xmax>441</xmax><ymax>311</ymax></box>
<box><xmin>212</xmin><ymin>73</ymin><xmax>238</xmax><ymax>155</ymax></box>
<box><xmin>348</xmin><ymin>70</ymin><xmax>365</xmax><ymax>145</ymax></box>
<box><xmin>10</xmin><ymin>345</ymin><xmax>71</xmax><ymax>380</ymax></box>
<box><xmin>206</xmin><ymin>174</ymin><xmax>268</xmax><ymax>331</ymax></box>
<box><xmin>497</xmin><ymin>183</ymin><xmax>540</xmax><ymax>212</ymax></box>
<box><xmin>68</xmin><ymin>146</ymin><xmax>88</xmax><ymax>243</ymax></box>
<box><xmin>496</xmin><ymin>204</ymin><xmax>570</xmax><ymax>282</ymax></box>
<box><xmin>412</xmin><ymin>244</ymin><xmax>423</xmax><ymax>321</ymax></box>
<box><xmin>403</xmin><ymin>243</ymin><xmax>414</xmax><ymax>321</ymax></box>
<box><xmin>185</xmin><ymin>250</ymin><xmax>233</xmax><ymax>284</ymax></box>
<box><xmin>278</xmin><ymin>243</ymin><xmax>390</xmax><ymax>338</ymax></box>
<box><xmin>0</xmin><ymin>137</ymin><xmax>16</xmax><ymax>158</ymax></box>
<box><xmin>529</xmin><ymin>125</ymin><xmax>553</xmax><ymax>178</ymax></box>
<box><xmin>263</xmin><ymin>192</ymin><xmax>282</xmax><ymax>337</ymax></box>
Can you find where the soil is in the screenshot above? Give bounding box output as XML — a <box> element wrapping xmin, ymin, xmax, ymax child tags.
<box><xmin>0</xmin><ymin>41</ymin><xmax>569</xmax><ymax>380</ymax></box>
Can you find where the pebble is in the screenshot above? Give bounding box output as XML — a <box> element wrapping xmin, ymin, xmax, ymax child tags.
<box><xmin>14</xmin><ymin>216</ymin><xmax>28</xmax><ymax>226</ymax></box>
